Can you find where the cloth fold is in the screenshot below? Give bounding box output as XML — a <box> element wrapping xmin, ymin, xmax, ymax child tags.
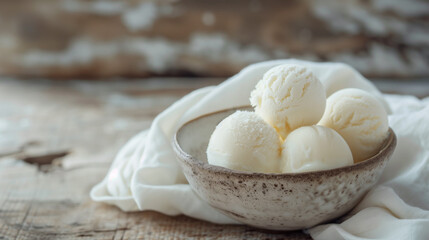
<box><xmin>91</xmin><ymin>59</ymin><xmax>429</xmax><ymax>239</ymax></box>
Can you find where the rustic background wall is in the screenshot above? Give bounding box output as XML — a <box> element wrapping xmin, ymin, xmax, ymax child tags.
<box><xmin>0</xmin><ymin>0</ymin><xmax>428</xmax><ymax>79</ymax></box>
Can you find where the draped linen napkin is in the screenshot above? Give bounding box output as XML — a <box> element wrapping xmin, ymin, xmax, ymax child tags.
<box><xmin>91</xmin><ymin>59</ymin><xmax>429</xmax><ymax>239</ymax></box>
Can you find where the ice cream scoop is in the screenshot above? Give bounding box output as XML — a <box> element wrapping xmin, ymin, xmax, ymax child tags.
<box><xmin>250</xmin><ymin>64</ymin><xmax>326</xmax><ymax>139</ymax></box>
<box><xmin>207</xmin><ymin>111</ymin><xmax>281</xmax><ymax>173</ymax></box>
<box><xmin>281</xmin><ymin>125</ymin><xmax>353</xmax><ymax>173</ymax></box>
<box><xmin>318</xmin><ymin>88</ymin><xmax>389</xmax><ymax>163</ymax></box>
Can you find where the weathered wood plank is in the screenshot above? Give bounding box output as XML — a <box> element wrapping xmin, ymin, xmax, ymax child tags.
<box><xmin>0</xmin><ymin>201</ymin><xmax>311</xmax><ymax>239</ymax></box>
<box><xmin>0</xmin><ymin>0</ymin><xmax>428</xmax><ymax>79</ymax></box>
<box><xmin>0</xmin><ymin>78</ymin><xmax>313</xmax><ymax>239</ymax></box>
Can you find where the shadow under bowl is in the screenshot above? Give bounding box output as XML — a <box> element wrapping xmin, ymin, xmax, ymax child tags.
<box><xmin>172</xmin><ymin>107</ymin><xmax>397</xmax><ymax>230</ymax></box>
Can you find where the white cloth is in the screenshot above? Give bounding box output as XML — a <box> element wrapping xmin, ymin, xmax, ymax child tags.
<box><xmin>91</xmin><ymin>59</ymin><xmax>429</xmax><ymax>239</ymax></box>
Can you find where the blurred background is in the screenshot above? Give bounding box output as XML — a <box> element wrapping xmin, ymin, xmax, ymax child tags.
<box><xmin>0</xmin><ymin>2</ymin><xmax>428</xmax><ymax>238</ymax></box>
<box><xmin>0</xmin><ymin>0</ymin><xmax>428</xmax><ymax>80</ymax></box>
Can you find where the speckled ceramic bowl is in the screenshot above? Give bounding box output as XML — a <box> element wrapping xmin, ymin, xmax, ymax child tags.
<box><xmin>173</xmin><ymin>107</ymin><xmax>396</xmax><ymax>231</ymax></box>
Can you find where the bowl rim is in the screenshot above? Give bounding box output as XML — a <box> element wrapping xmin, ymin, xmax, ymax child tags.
<box><xmin>172</xmin><ymin>106</ymin><xmax>397</xmax><ymax>179</ymax></box>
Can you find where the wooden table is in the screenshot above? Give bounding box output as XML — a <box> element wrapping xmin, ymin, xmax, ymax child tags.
<box><xmin>0</xmin><ymin>78</ymin><xmax>427</xmax><ymax>239</ymax></box>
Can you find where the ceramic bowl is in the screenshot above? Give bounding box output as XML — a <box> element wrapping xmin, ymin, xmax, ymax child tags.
<box><xmin>172</xmin><ymin>107</ymin><xmax>397</xmax><ymax>230</ymax></box>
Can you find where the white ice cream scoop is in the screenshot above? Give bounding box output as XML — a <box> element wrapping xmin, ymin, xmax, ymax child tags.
<box><xmin>250</xmin><ymin>64</ymin><xmax>326</xmax><ymax>139</ymax></box>
<box><xmin>281</xmin><ymin>125</ymin><xmax>353</xmax><ymax>173</ymax></box>
<box><xmin>319</xmin><ymin>88</ymin><xmax>389</xmax><ymax>163</ymax></box>
<box><xmin>206</xmin><ymin>111</ymin><xmax>281</xmax><ymax>173</ymax></box>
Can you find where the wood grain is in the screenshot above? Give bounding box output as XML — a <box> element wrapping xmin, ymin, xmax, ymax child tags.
<box><xmin>0</xmin><ymin>0</ymin><xmax>428</xmax><ymax>79</ymax></box>
<box><xmin>0</xmin><ymin>78</ymin><xmax>313</xmax><ymax>239</ymax></box>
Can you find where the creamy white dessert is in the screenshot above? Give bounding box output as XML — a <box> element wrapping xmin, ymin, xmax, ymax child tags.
<box><xmin>319</xmin><ymin>88</ymin><xmax>389</xmax><ymax>163</ymax></box>
<box><xmin>207</xmin><ymin>64</ymin><xmax>389</xmax><ymax>174</ymax></box>
<box><xmin>206</xmin><ymin>111</ymin><xmax>281</xmax><ymax>173</ymax></box>
<box><xmin>250</xmin><ymin>64</ymin><xmax>326</xmax><ymax>139</ymax></box>
<box><xmin>281</xmin><ymin>125</ymin><xmax>353</xmax><ymax>173</ymax></box>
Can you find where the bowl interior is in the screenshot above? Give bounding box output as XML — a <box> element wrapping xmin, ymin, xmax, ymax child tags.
<box><xmin>177</xmin><ymin>107</ymin><xmax>248</xmax><ymax>165</ymax></box>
